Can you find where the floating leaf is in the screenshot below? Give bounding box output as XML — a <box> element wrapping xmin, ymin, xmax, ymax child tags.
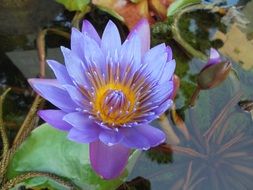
<box><xmin>6</xmin><ymin>124</ymin><xmax>140</xmax><ymax>190</ymax></box>
<box><xmin>55</xmin><ymin>0</ymin><xmax>90</xmax><ymax>11</ymax></box>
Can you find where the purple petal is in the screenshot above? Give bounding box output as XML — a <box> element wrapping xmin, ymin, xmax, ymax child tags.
<box><xmin>47</xmin><ymin>60</ymin><xmax>73</xmax><ymax>85</ymax></box>
<box><xmin>166</xmin><ymin>46</ymin><xmax>173</xmax><ymax>61</ymax></box>
<box><xmin>133</xmin><ymin>98</ymin><xmax>173</xmax><ymax>125</ymax></box>
<box><xmin>121</xmin><ymin>124</ymin><xmax>166</xmax><ymax>149</ymax></box>
<box><xmin>61</xmin><ymin>46</ymin><xmax>89</xmax><ymax>87</ymax></box>
<box><xmin>149</xmin><ymin>81</ymin><xmax>173</xmax><ymax>104</ymax></box>
<box><xmin>101</xmin><ymin>20</ymin><xmax>121</xmax><ymax>56</ymax></box>
<box><xmin>142</xmin><ymin>44</ymin><xmax>167</xmax><ymax>80</ymax></box>
<box><xmin>38</xmin><ymin>109</ymin><xmax>72</xmax><ymax>131</ymax></box>
<box><xmin>206</xmin><ymin>48</ymin><xmax>221</xmax><ymax>67</ymax></box>
<box><xmin>90</xmin><ymin>141</ymin><xmax>130</xmax><ymax>179</ymax></box>
<box><xmin>67</xmin><ymin>127</ymin><xmax>98</xmax><ymax>143</ymax></box>
<box><xmin>82</xmin><ymin>35</ymin><xmax>106</xmax><ymax>74</ymax></box>
<box><xmin>128</xmin><ymin>19</ymin><xmax>150</xmax><ymax>55</ymax></box>
<box><xmin>63</xmin><ymin>84</ymin><xmax>88</xmax><ymax>108</ymax></box>
<box><xmin>82</xmin><ymin>20</ymin><xmax>101</xmax><ymax>45</ymax></box>
<box><xmin>63</xmin><ymin>112</ymin><xmax>100</xmax><ymax>132</ymax></box>
<box><xmin>28</xmin><ymin>79</ymin><xmax>77</xmax><ymax>112</ymax></box>
<box><xmin>155</xmin><ymin>99</ymin><xmax>173</xmax><ymax>116</ymax></box>
<box><xmin>159</xmin><ymin>59</ymin><xmax>176</xmax><ymax>84</ymax></box>
<box><xmin>119</xmin><ymin>33</ymin><xmax>141</xmax><ymax>80</ymax></box>
<box><xmin>99</xmin><ymin>129</ymin><xmax>123</xmax><ymax>146</ymax></box>
<box><xmin>70</xmin><ymin>28</ymin><xmax>86</xmax><ymax>60</ymax></box>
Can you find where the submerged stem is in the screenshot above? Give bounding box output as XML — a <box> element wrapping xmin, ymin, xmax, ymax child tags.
<box><xmin>171</xmin><ymin>145</ymin><xmax>206</xmax><ymax>158</ymax></box>
<box><xmin>204</xmin><ymin>90</ymin><xmax>242</xmax><ymax>143</ymax></box>
<box><xmin>159</xmin><ymin>114</ymin><xmax>180</xmax><ymax>145</ymax></box>
<box><xmin>171</xmin><ymin>104</ymin><xmax>190</xmax><ymax>140</ymax></box>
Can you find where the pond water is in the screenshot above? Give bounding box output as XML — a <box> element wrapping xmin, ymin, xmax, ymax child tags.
<box><xmin>0</xmin><ymin>1</ymin><xmax>253</xmax><ymax>190</ymax></box>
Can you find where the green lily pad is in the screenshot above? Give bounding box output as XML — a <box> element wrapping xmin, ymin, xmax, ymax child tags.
<box><xmin>55</xmin><ymin>0</ymin><xmax>90</xmax><ymax>11</ymax></box>
<box><xmin>6</xmin><ymin>124</ymin><xmax>140</xmax><ymax>190</ymax></box>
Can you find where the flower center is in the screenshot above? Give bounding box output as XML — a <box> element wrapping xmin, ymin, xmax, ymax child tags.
<box><xmin>94</xmin><ymin>83</ymin><xmax>136</xmax><ymax>127</ymax></box>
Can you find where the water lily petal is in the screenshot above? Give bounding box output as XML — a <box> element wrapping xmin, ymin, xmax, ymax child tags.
<box><xmin>38</xmin><ymin>109</ymin><xmax>72</xmax><ymax>131</ymax></box>
<box><xmin>71</xmin><ymin>28</ymin><xmax>86</xmax><ymax>60</ymax></box>
<box><xmin>82</xmin><ymin>35</ymin><xmax>106</xmax><ymax>75</ymax></box>
<box><xmin>67</xmin><ymin>127</ymin><xmax>99</xmax><ymax>143</ymax></box>
<box><xmin>159</xmin><ymin>59</ymin><xmax>176</xmax><ymax>84</ymax></box>
<box><xmin>47</xmin><ymin>60</ymin><xmax>73</xmax><ymax>85</ymax></box>
<box><xmin>166</xmin><ymin>46</ymin><xmax>173</xmax><ymax>61</ymax></box>
<box><xmin>119</xmin><ymin>33</ymin><xmax>141</xmax><ymax>80</ymax></box>
<box><xmin>90</xmin><ymin>140</ymin><xmax>130</xmax><ymax>179</ymax></box>
<box><xmin>99</xmin><ymin>129</ymin><xmax>123</xmax><ymax>146</ymax></box>
<box><xmin>148</xmin><ymin>80</ymin><xmax>173</xmax><ymax>104</ymax></box>
<box><xmin>63</xmin><ymin>84</ymin><xmax>89</xmax><ymax>108</ymax></box>
<box><xmin>28</xmin><ymin>79</ymin><xmax>77</xmax><ymax>112</ymax></box>
<box><xmin>155</xmin><ymin>99</ymin><xmax>173</xmax><ymax>116</ymax></box>
<box><xmin>82</xmin><ymin>20</ymin><xmax>101</xmax><ymax>45</ymax></box>
<box><xmin>101</xmin><ymin>20</ymin><xmax>121</xmax><ymax>56</ymax></box>
<box><xmin>208</xmin><ymin>48</ymin><xmax>221</xmax><ymax>66</ymax></box>
<box><xmin>142</xmin><ymin>44</ymin><xmax>167</xmax><ymax>79</ymax></box>
<box><xmin>121</xmin><ymin>124</ymin><xmax>166</xmax><ymax>149</ymax></box>
<box><xmin>61</xmin><ymin>46</ymin><xmax>89</xmax><ymax>88</ymax></box>
<box><xmin>63</xmin><ymin>112</ymin><xmax>100</xmax><ymax>131</ymax></box>
<box><xmin>128</xmin><ymin>19</ymin><xmax>150</xmax><ymax>55</ymax></box>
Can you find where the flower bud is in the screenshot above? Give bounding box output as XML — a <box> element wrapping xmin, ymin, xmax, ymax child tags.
<box><xmin>197</xmin><ymin>48</ymin><xmax>232</xmax><ymax>90</ymax></box>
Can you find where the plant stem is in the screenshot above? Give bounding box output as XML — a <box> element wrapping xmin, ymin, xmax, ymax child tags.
<box><xmin>37</xmin><ymin>28</ymin><xmax>70</xmax><ymax>78</ymax></box>
<box><xmin>37</xmin><ymin>29</ymin><xmax>47</xmax><ymax>78</ymax></box>
<box><xmin>0</xmin><ymin>88</ymin><xmax>11</xmax><ymax>181</ymax></box>
<box><xmin>1</xmin><ymin>172</ymin><xmax>80</xmax><ymax>190</ymax></box>
<box><xmin>171</xmin><ymin>104</ymin><xmax>190</xmax><ymax>140</ymax></box>
<box><xmin>159</xmin><ymin>114</ymin><xmax>180</xmax><ymax>145</ymax></box>
<box><xmin>71</xmin><ymin>6</ymin><xmax>91</xmax><ymax>29</ymax></box>
<box><xmin>189</xmin><ymin>86</ymin><xmax>200</xmax><ymax>107</ymax></box>
<box><xmin>47</xmin><ymin>28</ymin><xmax>70</xmax><ymax>39</ymax></box>
<box><xmin>12</xmin><ymin>95</ymin><xmax>44</xmax><ymax>150</ymax></box>
<box><xmin>0</xmin><ymin>88</ymin><xmax>11</xmax><ymax>158</ymax></box>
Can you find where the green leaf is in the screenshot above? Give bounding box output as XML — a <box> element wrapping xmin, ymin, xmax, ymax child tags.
<box><xmin>6</xmin><ymin>124</ymin><xmax>140</xmax><ymax>190</ymax></box>
<box><xmin>167</xmin><ymin>0</ymin><xmax>201</xmax><ymax>17</ymax></box>
<box><xmin>55</xmin><ymin>0</ymin><xmax>90</xmax><ymax>11</ymax></box>
<box><xmin>130</xmin><ymin>0</ymin><xmax>142</xmax><ymax>3</ymax></box>
<box><xmin>95</xmin><ymin>5</ymin><xmax>124</xmax><ymax>22</ymax></box>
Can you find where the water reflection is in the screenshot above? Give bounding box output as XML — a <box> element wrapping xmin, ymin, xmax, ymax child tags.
<box><xmin>130</xmin><ymin>3</ymin><xmax>253</xmax><ymax>186</ymax></box>
<box><xmin>130</xmin><ymin>84</ymin><xmax>253</xmax><ymax>189</ymax></box>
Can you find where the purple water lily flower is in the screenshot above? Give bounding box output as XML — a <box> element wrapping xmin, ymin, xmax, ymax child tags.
<box><xmin>29</xmin><ymin>19</ymin><xmax>176</xmax><ymax>179</ymax></box>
